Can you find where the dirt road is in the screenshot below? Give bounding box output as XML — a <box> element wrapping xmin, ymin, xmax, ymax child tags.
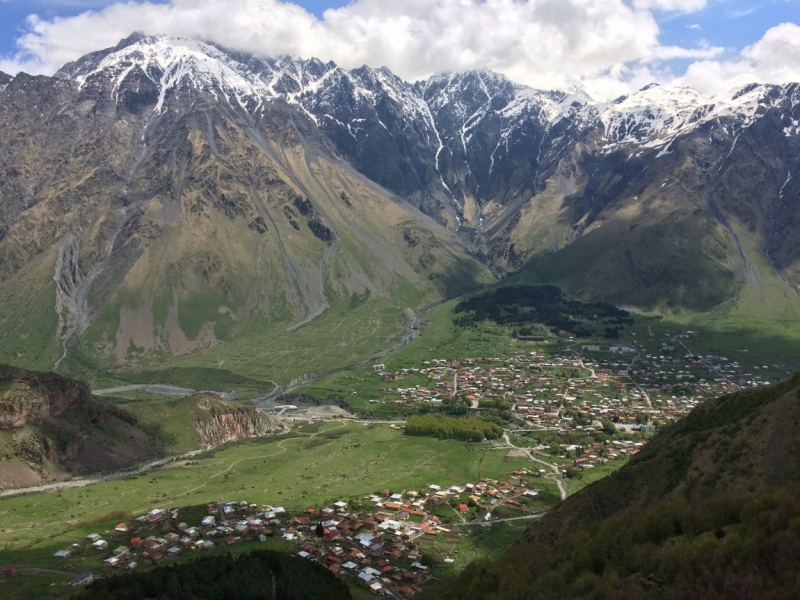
<box><xmin>503</xmin><ymin>432</ymin><xmax>567</xmax><ymax>501</ymax></box>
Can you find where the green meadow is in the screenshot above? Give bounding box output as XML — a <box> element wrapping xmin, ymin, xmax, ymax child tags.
<box><xmin>0</xmin><ymin>424</ymin><xmax>534</xmax><ymax>550</ymax></box>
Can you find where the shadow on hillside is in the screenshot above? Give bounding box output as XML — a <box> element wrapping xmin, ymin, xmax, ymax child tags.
<box><xmin>430</xmin><ymin>255</ymin><xmax>493</xmax><ymax>300</ymax></box>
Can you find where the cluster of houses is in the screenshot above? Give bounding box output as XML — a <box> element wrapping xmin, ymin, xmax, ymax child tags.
<box><xmin>631</xmin><ymin>351</ymin><xmax>781</xmax><ymax>396</ymax></box>
<box><xmin>374</xmin><ymin>331</ymin><xmax>785</xmax><ymax>437</ymax></box>
<box><xmin>378</xmin><ymin>351</ymin><xmax>588</xmax><ymax>409</ymax></box>
<box><xmin>375</xmin><ymin>351</ymin><xmax>660</xmax><ymax>431</ymax></box>
<box><xmin>48</xmin><ymin>471</ymin><xmax>548</xmax><ymax>596</ymax></box>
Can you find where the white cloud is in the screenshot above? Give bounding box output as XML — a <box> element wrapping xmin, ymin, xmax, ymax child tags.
<box><xmin>676</xmin><ymin>22</ymin><xmax>800</xmax><ymax>94</ymax></box>
<box><xmin>650</xmin><ymin>44</ymin><xmax>724</xmax><ymax>60</ymax></box>
<box><xmin>0</xmin><ymin>0</ymin><xmax>666</xmax><ymax>90</ymax></box>
<box><xmin>0</xmin><ymin>0</ymin><xmax>796</xmax><ymax>99</ymax></box>
<box><xmin>727</xmin><ymin>6</ymin><xmax>761</xmax><ymax>19</ymax></box>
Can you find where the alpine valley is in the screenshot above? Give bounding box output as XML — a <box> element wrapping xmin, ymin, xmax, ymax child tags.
<box><xmin>1</xmin><ymin>32</ymin><xmax>799</xmax><ymax>383</ymax></box>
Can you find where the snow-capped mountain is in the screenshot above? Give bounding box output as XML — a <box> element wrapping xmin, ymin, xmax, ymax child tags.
<box><xmin>53</xmin><ymin>33</ymin><xmax>800</xmax><ymax>219</ymax></box>
<box><xmin>598</xmin><ymin>82</ymin><xmax>800</xmax><ymax>154</ymax></box>
<box><xmin>1</xmin><ymin>33</ymin><xmax>799</xmax><ymax>372</ymax></box>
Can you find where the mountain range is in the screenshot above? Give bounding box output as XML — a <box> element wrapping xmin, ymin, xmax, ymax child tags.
<box><xmin>1</xmin><ymin>33</ymin><xmax>799</xmax><ymax>373</ymax></box>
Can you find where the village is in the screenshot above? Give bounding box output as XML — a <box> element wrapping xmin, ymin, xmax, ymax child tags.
<box><xmin>372</xmin><ymin>330</ymin><xmax>780</xmax><ymax>437</ymax></box>
<box><xmin>10</xmin><ymin>328</ymin><xmax>790</xmax><ymax>598</ymax></box>
<box><xmin>46</xmin><ymin>467</ymin><xmax>559</xmax><ymax>598</ymax></box>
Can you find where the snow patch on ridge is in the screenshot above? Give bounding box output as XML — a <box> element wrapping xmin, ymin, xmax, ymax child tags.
<box><xmin>598</xmin><ymin>83</ymin><xmax>788</xmax><ymax>153</ymax></box>
<box><xmin>63</xmin><ymin>35</ymin><xmax>800</xmax><ymax>178</ymax></box>
<box><xmin>72</xmin><ymin>36</ymin><xmax>277</xmax><ymax>113</ymax></box>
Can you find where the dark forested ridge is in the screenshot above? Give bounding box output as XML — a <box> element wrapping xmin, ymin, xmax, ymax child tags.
<box><xmin>420</xmin><ymin>375</ymin><xmax>800</xmax><ymax>599</ymax></box>
<box><xmin>453</xmin><ymin>285</ymin><xmax>633</xmax><ymax>338</ymax></box>
<box><xmin>74</xmin><ymin>549</ymin><xmax>351</xmax><ymax>600</ymax></box>
<box><xmin>419</xmin><ymin>484</ymin><xmax>800</xmax><ymax>600</ymax></box>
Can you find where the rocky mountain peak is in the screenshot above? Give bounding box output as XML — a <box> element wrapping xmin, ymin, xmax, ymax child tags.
<box><xmin>0</xmin><ymin>33</ymin><xmax>799</xmax><ymax>377</ymax></box>
<box><xmin>60</xmin><ymin>34</ymin><xmax>278</xmax><ymax>114</ymax></box>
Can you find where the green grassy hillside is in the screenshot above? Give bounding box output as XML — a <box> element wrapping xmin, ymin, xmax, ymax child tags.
<box><xmin>124</xmin><ymin>393</ymin><xmax>283</xmax><ymax>453</ymax></box>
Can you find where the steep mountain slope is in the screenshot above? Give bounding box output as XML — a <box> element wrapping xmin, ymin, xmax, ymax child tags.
<box><xmin>0</xmin><ymin>33</ymin><xmax>798</xmax><ymax>377</ymax></box>
<box><xmin>0</xmin><ymin>34</ymin><xmax>491</xmax><ymax>375</ymax></box>
<box><xmin>517</xmin><ymin>83</ymin><xmax>800</xmax><ymax>310</ymax></box>
<box><xmin>420</xmin><ymin>375</ymin><xmax>800</xmax><ymax>599</ymax></box>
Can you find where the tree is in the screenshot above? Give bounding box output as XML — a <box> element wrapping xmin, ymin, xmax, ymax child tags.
<box><xmin>315</xmin><ymin>522</ymin><xmax>324</xmax><ymax>537</ymax></box>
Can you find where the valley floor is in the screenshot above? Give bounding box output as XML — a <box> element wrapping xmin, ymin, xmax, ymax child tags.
<box><xmin>3</xmin><ymin>287</ymin><xmax>799</xmax><ymax>599</ymax></box>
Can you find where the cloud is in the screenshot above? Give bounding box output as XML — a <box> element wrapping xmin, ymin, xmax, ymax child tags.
<box><xmin>0</xmin><ymin>0</ymin><xmax>666</xmax><ymax>89</ymax></box>
<box><xmin>727</xmin><ymin>6</ymin><xmax>761</xmax><ymax>19</ymax></box>
<box><xmin>676</xmin><ymin>22</ymin><xmax>800</xmax><ymax>94</ymax></box>
<box><xmin>650</xmin><ymin>44</ymin><xmax>724</xmax><ymax>60</ymax></box>
<box><xmin>0</xmin><ymin>0</ymin><xmax>796</xmax><ymax>99</ymax></box>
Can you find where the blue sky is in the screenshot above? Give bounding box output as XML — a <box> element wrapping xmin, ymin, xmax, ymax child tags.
<box><xmin>0</xmin><ymin>0</ymin><xmax>797</xmax><ymax>97</ymax></box>
<box><xmin>656</xmin><ymin>1</ymin><xmax>798</xmax><ymax>54</ymax></box>
<box><xmin>653</xmin><ymin>0</ymin><xmax>800</xmax><ymax>75</ymax></box>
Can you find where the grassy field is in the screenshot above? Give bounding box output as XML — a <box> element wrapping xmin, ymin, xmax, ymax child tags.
<box><xmin>564</xmin><ymin>458</ymin><xmax>629</xmax><ymax>496</ymax></box>
<box><xmin>418</xmin><ymin>519</ymin><xmax>531</xmax><ymax>579</ymax></box>
<box><xmin>387</xmin><ymin>298</ymin><xmax>566</xmax><ymax>366</ymax></box>
<box><xmin>61</xmin><ymin>296</ymin><xmax>423</xmax><ymax>397</ymax></box>
<box><xmin>0</xmin><ymin>424</ymin><xmax>535</xmax><ymax>550</ymax></box>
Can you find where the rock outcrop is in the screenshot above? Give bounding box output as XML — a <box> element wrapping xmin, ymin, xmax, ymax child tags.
<box><xmin>193</xmin><ymin>393</ymin><xmax>285</xmax><ymax>446</ymax></box>
<box><xmin>0</xmin><ymin>365</ymin><xmax>163</xmax><ymax>484</ymax></box>
<box><xmin>0</xmin><ymin>365</ymin><xmax>94</xmax><ymax>429</ymax></box>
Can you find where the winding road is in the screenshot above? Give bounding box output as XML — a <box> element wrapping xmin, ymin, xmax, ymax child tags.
<box><xmin>93</xmin><ymin>384</ymin><xmax>235</xmax><ymax>400</ymax></box>
<box><xmin>503</xmin><ymin>432</ymin><xmax>567</xmax><ymax>501</ymax></box>
<box><xmin>625</xmin><ymin>348</ymin><xmax>653</xmax><ymax>410</ymax></box>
